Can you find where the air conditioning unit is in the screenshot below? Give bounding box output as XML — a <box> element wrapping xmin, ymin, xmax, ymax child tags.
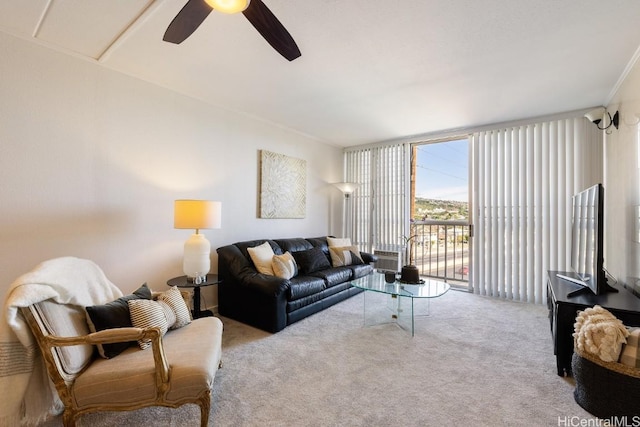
<box><xmin>373</xmin><ymin>250</ymin><xmax>402</xmax><ymax>273</ymax></box>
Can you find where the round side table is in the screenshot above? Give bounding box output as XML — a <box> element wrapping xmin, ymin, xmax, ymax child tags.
<box><xmin>167</xmin><ymin>274</ymin><xmax>220</xmax><ymax>319</ymax></box>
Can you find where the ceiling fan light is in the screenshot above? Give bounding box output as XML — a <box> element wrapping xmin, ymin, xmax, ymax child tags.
<box><xmin>205</xmin><ymin>0</ymin><xmax>250</xmax><ymax>14</ymax></box>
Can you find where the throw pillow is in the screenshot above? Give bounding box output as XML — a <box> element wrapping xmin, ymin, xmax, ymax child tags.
<box><xmin>247</xmin><ymin>241</ymin><xmax>275</xmax><ymax>275</ymax></box>
<box><xmin>272</xmin><ymin>252</ymin><xmax>298</xmax><ymax>279</ymax></box>
<box><xmin>329</xmin><ymin>245</ymin><xmax>364</xmax><ymax>267</ymax></box>
<box><xmin>85</xmin><ymin>283</ymin><xmax>152</xmax><ymax>359</ymax></box>
<box><xmin>350</xmin><ymin>251</ymin><xmax>364</xmax><ymax>265</ymax></box>
<box><xmin>327</xmin><ymin>237</ymin><xmax>352</xmax><ymax>247</ymax></box>
<box><xmin>157</xmin><ymin>286</ymin><xmax>192</xmax><ymax>329</ymax></box>
<box><xmin>619</xmin><ymin>327</ymin><xmax>640</xmax><ymax>368</ymax></box>
<box><xmin>293</xmin><ymin>247</ymin><xmax>332</xmax><ymax>275</ymax></box>
<box><xmin>128</xmin><ymin>299</ymin><xmax>176</xmax><ymax>350</ymax></box>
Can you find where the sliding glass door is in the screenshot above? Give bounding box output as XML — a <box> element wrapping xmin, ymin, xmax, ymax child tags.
<box><xmin>410</xmin><ymin>138</ymin><xmax>471</xmax><ymax>291</ymax></box>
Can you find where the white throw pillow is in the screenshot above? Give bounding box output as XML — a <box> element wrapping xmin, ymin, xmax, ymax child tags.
<box><xmin>272</xmin><ymin>252</ymin><xmax>298</xmax><ymax>279</ymax></box>
<box><xmin>327</xmin><ymin>237</ymin><xmax>352</xmax><ymax>247</ymax></box>
<box><xmin>247</xmin><ymin>241</ymin><xmax>275</xmax><ymax>275</ymax></box>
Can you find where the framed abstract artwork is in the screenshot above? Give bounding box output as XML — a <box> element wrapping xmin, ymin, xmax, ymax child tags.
<box><xmin>259</xmin><ymin>150</ymin><xmax>306</xmax><ymax>218</ymax></box>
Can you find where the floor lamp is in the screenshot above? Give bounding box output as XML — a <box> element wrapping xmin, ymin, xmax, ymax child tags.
<box><xmin>333</xmin><ymin>182</ymin><xmax>359</xmax><ymax>239</ymax></box>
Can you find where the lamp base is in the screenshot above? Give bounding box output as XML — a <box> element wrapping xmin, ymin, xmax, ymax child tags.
<box><xmin>187</xmin><ymin>275</ymin><xmax>207</xmax><ymax>285</ymax></box>
<box><xmin>183</xmin><ymin>233</ymin><xmax>211</xmax><ymax>283</ymax></box>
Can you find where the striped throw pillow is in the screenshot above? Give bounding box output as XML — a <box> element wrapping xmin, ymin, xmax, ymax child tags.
<box><xmin>158</xmin><ymin>286</ymin><xmax>192</xmax><ymax>329</ymax></box>
<box><xmin>128</xmin><ymin>299</ymin><xmax>176</xmax><ymax>349</ymax></box>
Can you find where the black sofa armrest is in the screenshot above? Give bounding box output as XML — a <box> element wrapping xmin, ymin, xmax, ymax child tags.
<box><xmin>217</xmin><ymin>244</ymin><xmax>289</xmax><ymax>296</ymax></box>
<box><xmin>360</xmin><ymin>251</ymin><xmax>378</xmax><ymax>264</ymax></box>
<box><xmin>240</xmin><ymin>271</ymin><xmax>290</xmax><ymax>296</ymax></box>
<box><xmin>217</xmin><ymin>244</ymin><xmax>290</xmax><ymax>332</ymax></box>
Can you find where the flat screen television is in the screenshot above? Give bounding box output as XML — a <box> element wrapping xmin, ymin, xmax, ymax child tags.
<box><xmin>560</xmin><ymin>183</ymin><xmax>615</xmax><ymax>297</ymax></box>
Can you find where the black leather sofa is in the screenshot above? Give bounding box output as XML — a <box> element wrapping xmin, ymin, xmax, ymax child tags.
<box><xmin>216</xmin><ymin>236</ymin><xmax>376</xmax><ymax>332</ymax></box>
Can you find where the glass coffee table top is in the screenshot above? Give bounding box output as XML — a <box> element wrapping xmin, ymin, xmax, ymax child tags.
<box><xmin>350</xmin><ymin>272</ymin><xmax>450</xmax><ymax>298</ymax></box>
<box><xmin>350</xmin><ymin>272</ymin><xmax>450</xmax><ymax>336</ymax></box>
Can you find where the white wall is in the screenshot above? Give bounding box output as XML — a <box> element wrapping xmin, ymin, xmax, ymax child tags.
<box><xmin>0</xmin><ymin>32</ymin><xmax>344</xmax><ymax>307</ymax></box>
<box><xmin>605</xmin><ymin>56</ymin><xmax>640</xmax><ymax>294</ymax></box>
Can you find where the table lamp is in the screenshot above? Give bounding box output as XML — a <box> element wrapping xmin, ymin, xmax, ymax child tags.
<box><xmin>174</xmin><ymin>200</ymin><xmax>221</xmax><ymax>283</ymax></box>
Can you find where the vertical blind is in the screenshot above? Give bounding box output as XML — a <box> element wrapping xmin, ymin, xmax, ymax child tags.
<box><xmin>472</xmin><ymin>117</ymin><xmax>602</xmax><ymax>304</ymax></box>
<box><xmin>344</xmin><ymin>143</ymin><xmax>409</xmax><ymax>253</ymax></box>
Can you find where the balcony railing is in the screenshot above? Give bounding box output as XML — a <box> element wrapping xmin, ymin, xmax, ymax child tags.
<box><xmin>409</xmin><ymin>220</ymin><xmax>470</xmax><ymax>284</ymax></box>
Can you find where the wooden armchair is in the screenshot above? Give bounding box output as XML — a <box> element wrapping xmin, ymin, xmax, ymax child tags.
<box><xmin>21</xmin><ymin>293</ymin><xmax>223</xmax><ymax>427</ymax></box>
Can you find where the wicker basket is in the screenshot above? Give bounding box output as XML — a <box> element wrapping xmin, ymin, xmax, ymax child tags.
<box><xmin>572</xmin><ymin>347</ymin><xmax>640</xmax><ymax>418</ymax></box>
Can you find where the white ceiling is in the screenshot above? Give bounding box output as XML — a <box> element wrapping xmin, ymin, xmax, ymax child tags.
<box><xmin>2</xmin><ymin>0</ymin><xmax>640</xmax><ymax>147</ymax></box>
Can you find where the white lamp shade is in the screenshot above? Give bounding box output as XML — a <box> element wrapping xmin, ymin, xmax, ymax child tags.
<box><xmin>174</xmin><ymin>200</ymin><xmax>221</xmax><ymax>230</ymax></box>
<box><xmin>204</xmin><ymin>0</ymin><xmax>250</xmax><ymax>13</ymax></box>
<box><xmin>183</xmin><ymin>233</ymin><xmax>211</xmax><ymax>278</ymax></box>
<box><xmin>334</xmin><ymin>182</ymin><xmax>359</xmax><ymax>195</ymax></box>
<box><xmin>584</xmin><ymin>107</ymin><xmax>606</xmax><ymax>124</ymax></box>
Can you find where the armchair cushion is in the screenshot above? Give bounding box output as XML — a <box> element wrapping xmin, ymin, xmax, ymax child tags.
<box><xmin>85</xmin><ymin>283</ymin><xmax>152</xmax><ymax>358</ymax></box>
<box><xmin>30</xmin><ymin>301</ymin><xmax>93</xmax><ymax>383</ymax></box>
<box><xmin>71</xmin><ymin>317</ymin><xmax>223</xmax><ymax>409</ymax></box>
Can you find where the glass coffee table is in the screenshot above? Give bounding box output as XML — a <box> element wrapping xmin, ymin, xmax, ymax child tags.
<box><xmin>350</xmin><ymin>272</ymin><xmax>450</xmax><ymax>336</ymax></box>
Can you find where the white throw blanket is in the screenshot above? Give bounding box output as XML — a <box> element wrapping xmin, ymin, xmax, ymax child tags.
<box><xmin>0</xmin><ymin>257</ymin><xmax>123</xmax><ymax>426</ymax></box>
<box><xmin>573</xmin><ymin>305</ymin><xmax>629</xmax><ymax>362</ymax></box>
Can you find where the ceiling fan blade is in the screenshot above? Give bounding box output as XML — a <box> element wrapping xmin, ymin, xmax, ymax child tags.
<box><xmin>242</xmin><ymin>0</ymin><xmax>301</xmax><ymax>61</ymax></box>
<box><xmin>163</xmin><ymin>0</ymin><xmax>213</xmax><ymax>44</ymax></box>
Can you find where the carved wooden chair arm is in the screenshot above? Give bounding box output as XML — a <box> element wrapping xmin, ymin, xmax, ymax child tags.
<box><xmin>42</xmin><ymin>326</ymin><xmax>171</xmax><ymax>384</ymax></box>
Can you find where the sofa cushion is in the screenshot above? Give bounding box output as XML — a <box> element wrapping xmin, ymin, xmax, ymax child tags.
<box><xmin>293</xmin><ymin>247</ymin><xmax>331</xmax><ymax>275</ymax></box>
<box><xmin>288</xmin><ymin>276</ymin><xmax>326</xmax><ymax>300</ymax></box>
<box><xmin>85</xmin><ymin>283</ymin><xmax>152</xmax><ymax>358</ymax></box>
<box><xmin>350</xmin><ymin>264</ymin><xmax>374</xmax><ymax>279</ymax></box>
<box><xmin>247</xmin><ymin>241</ymin><xmax>275</xmax><ymax>275</ymax></box>
<box><xmin>272</xmin><ymin>252</ymin><xmax>298</xmax><ymax>279</ymax></box>
<box><xmin>274</xmin><ymin>238</ymin><xmax>313</xmax><ymax>254</ymax></box>
<box><xmin>305</xmin><ymin>237</ymin><xmax>330</xmax><ymax>252</ymax></box>
<box><xmin>310</xmin><ymin>267</ymin><xmax>352</xmax><ymax>288</ymax></box>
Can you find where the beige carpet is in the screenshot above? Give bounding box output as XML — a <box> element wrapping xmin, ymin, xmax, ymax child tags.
<box><xmin>42</xmin><ymin>289</ymin><xmax>594</xmax><ymax>426</ymax></box>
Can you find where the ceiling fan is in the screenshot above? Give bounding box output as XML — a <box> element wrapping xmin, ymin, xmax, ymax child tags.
<box><xmin>163</xmin><ymin>0</ymin><xmax>301</xmax><ymax>61</ymax></box>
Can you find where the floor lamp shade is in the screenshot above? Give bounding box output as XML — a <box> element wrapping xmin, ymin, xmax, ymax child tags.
<box><xmin>174</xmin><ymin>200</ymin><xmax>221</xmax><ymax>280</ymax></box>
<box><xmin>333</xmin><ymin>182</ymin><xmax>359</xmax><ymax>239</ymax></box>
<box><xmin>333</xmin><ymin>182</ymin><xmax>359</xmax><ymax>196</ymax></box>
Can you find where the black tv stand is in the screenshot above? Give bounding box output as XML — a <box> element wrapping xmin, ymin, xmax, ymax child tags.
<box><xmin>547</xmin><ymin>271</ymin><xmax>640</xmax><ymax>376</ymax></box>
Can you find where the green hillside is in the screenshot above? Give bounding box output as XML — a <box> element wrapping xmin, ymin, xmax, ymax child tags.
<box><xmin>414</xmin><ymin>198</ymin><xmax>468</xmax><ymax>221</ymax></box>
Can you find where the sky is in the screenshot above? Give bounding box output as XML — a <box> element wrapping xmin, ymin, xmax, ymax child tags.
<box><xmin>414</xmin><ymin>138</ymin><xmax>468</xmax><ymax>202</ymax></box>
